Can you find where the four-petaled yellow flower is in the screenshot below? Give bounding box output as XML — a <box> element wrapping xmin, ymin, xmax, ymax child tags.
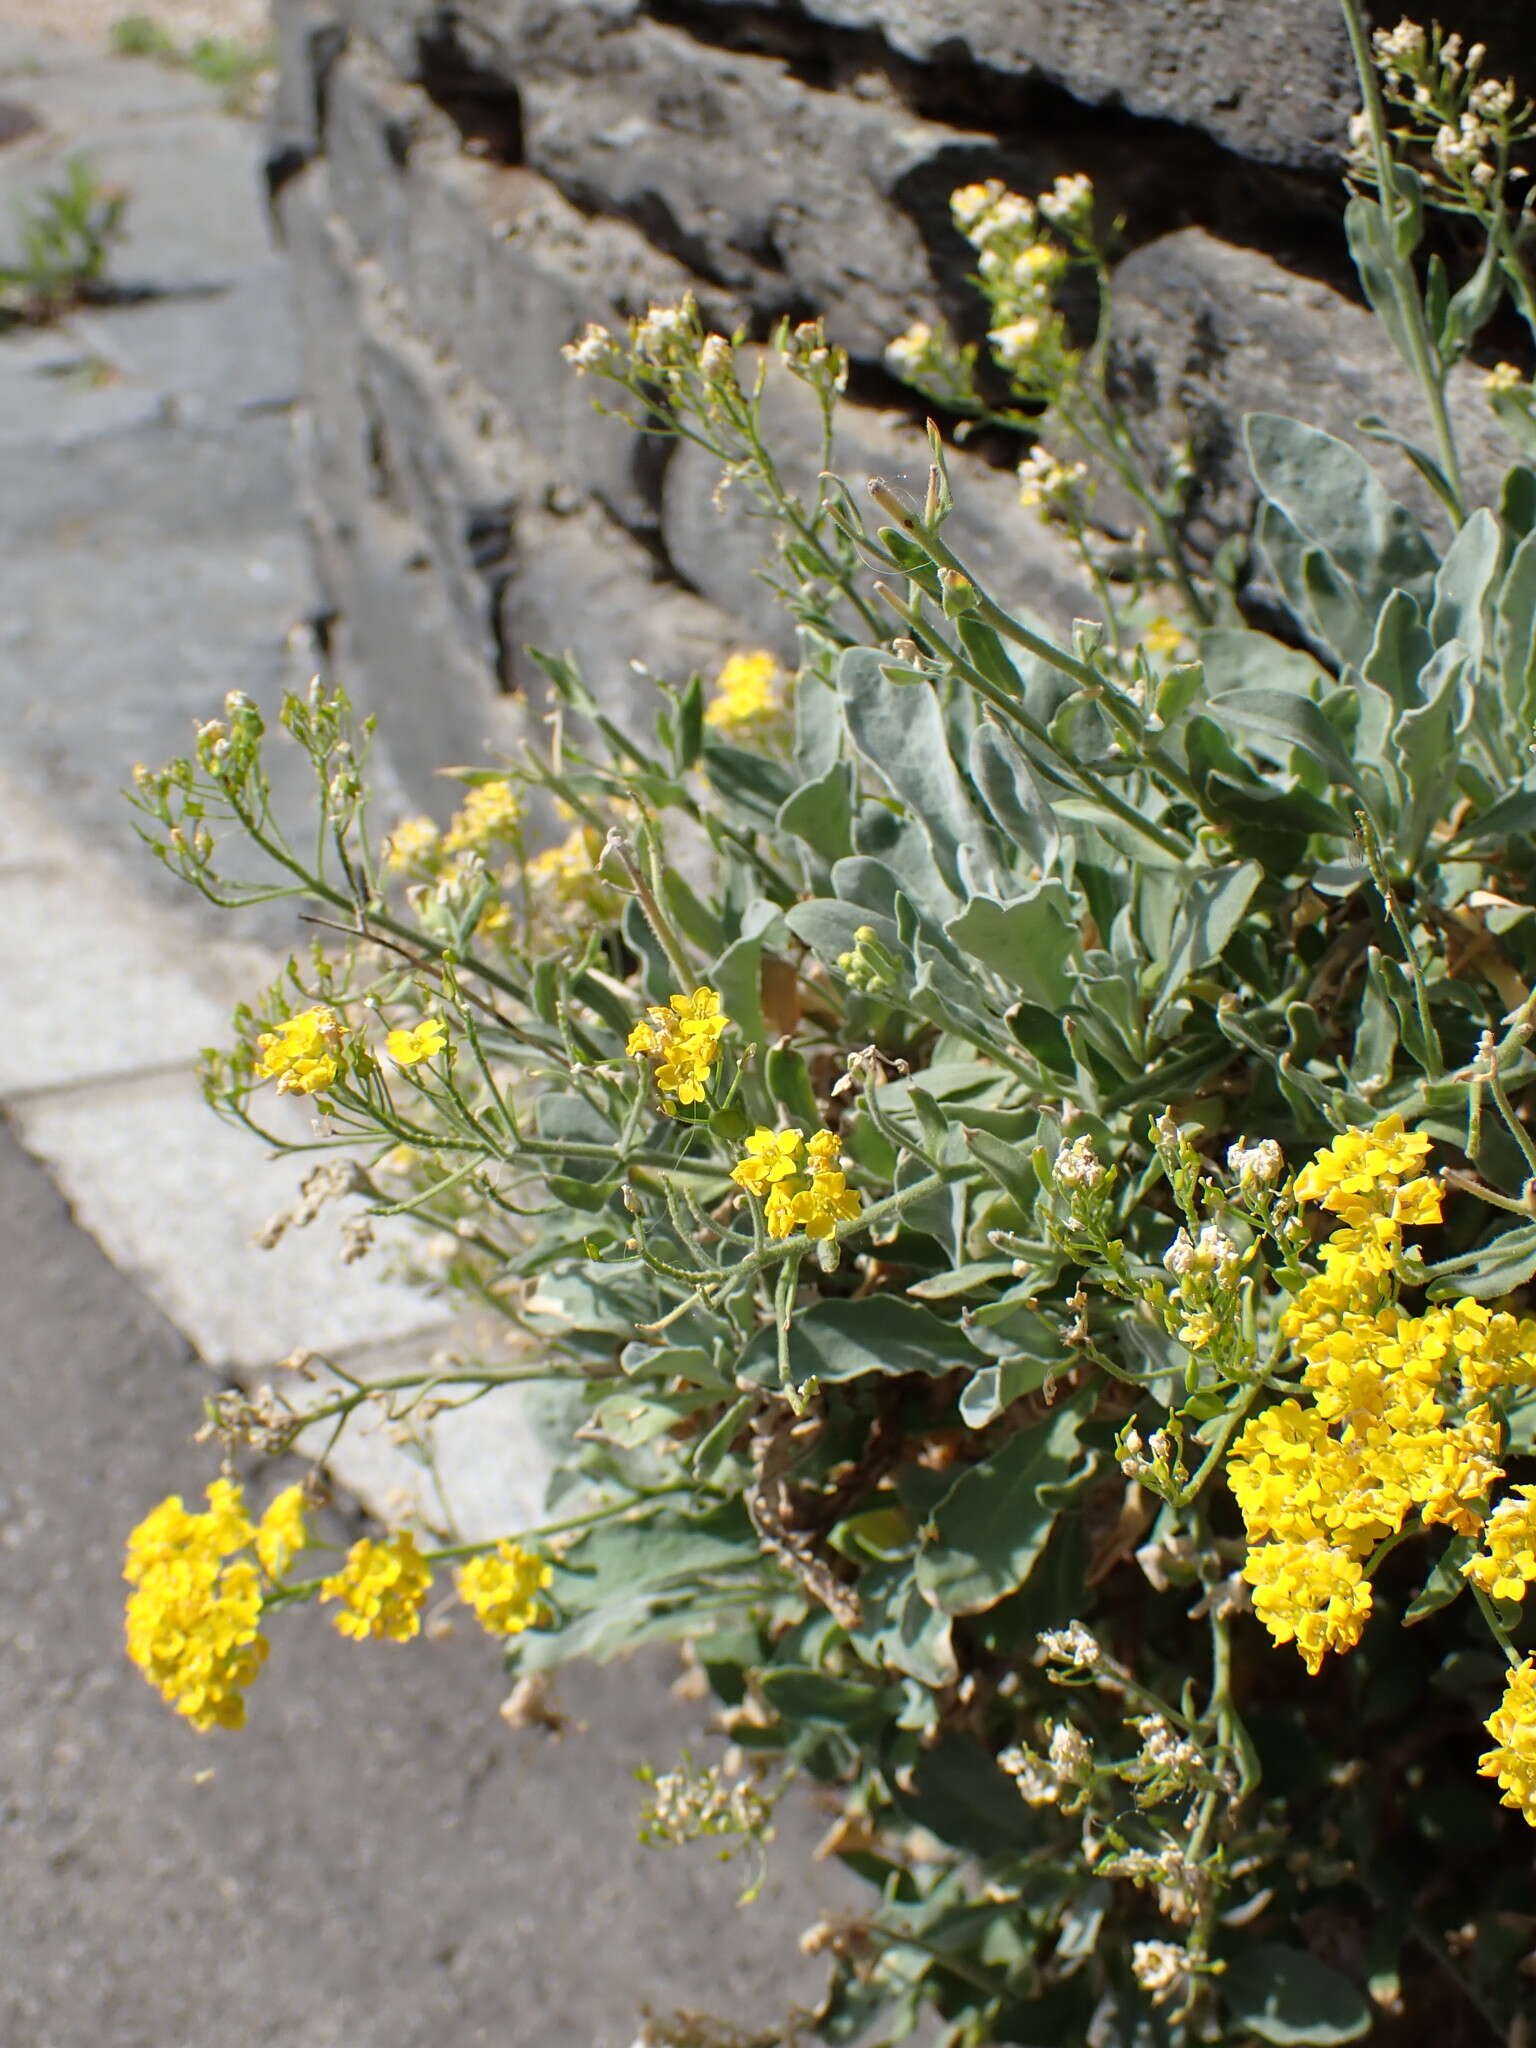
<box><xmin>627</xmin><ymin>986</ymin><xmax>727</xmax><ymax>1105</ymax></box>
<box><xmin>255</xmin><ymin>1005</ymin><xmax>346</xmax><ymax>1097</ymax></box>
<box><xmin>705</xmin><ymin>651</ymin><xmax>783</xmax><ymax>732</ymax></box>
<box><xmin>320</xmin><ymin>1533</ymin><xmax>433</xmax><ymax>1642</ymax></box>
<box><xmin>1466</xmin><ymin>1485</ymin><xmax>1536</xmax><ymax>1603</ymax></box>
<box><xmin>457</xmin><ymin>1541</ymin><xmax>552</xmax><ymax>1636</ymax></box>
<box><xmin>731</xmin><ymin>1124</ymin><xmax>862</xmax><ymax>1241</ymax></box>
<box><xmin>1481</xmin><ymin>1656</ymin><xmax>1536</xmax><ymax>1823</ymax></box>
<box><xmin>387</xmin><ymin>1016</ymin><xmax>448</xmax><ymax>1066</ymax></box>
<box><xmin>124</xmin><ymin>1479</ymin><xmax>269</xmax><ymax>1731</ymax></box>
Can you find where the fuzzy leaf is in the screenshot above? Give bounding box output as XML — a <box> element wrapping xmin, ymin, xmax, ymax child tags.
<box><xmin>1245</xmin><ymin>412</ymin><xmax>1436</xmax><ymax>608</ymax></box>
<box><xmin>737</xmin><ymin>1297</ymin><xmax>982</xmax><ymax>1390</ymax></box>
<box><xmin>1221</xmin><ymin>1944</ymin><xmax>1372</xmax><ymax>2045</ymax></box>
<box><xmin>945</xmin><ymin>884</ymin><xmax>1077</xmax><ymax>1007</ymax></box>
<box><xmin>915</xmin><ymin>1399</ymin><xmax>1092</xmax><ymax>1615</ymax></box>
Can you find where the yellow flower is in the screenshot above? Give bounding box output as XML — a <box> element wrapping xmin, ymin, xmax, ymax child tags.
<box><xmin>733</xmin><ymin>1126</ymin><xmax>862</xmax><ymax>1241</ymax></box>
<box><xmin>320</xmin><ymin>1533</ymin><xmax>432</xmax><ymax>1642</ymax></box>
<box><xmin>255</xmin><ymin>1485</ymin><xmax>308</xmax><ymax>1579</ymax></box>
<box><xmin>123</xmin><ymin>1481</ymin><xmax>269</xmax><ymax>1731</ymax></box>
<box><xmin>1465</xmin><ymin>1485</ymin><xmax>1536</xmax><ymax>1602</ymax></box>
<box><xmin>1293</xmin><ymin>1115</ymin><xmax>1436</xmax><ymax>1225</ymax></box>
<box><xmin>731</xmin><ymin>1126</ymin><xmax>805</xmax><ymax>1198</ymax></box>
<box><xmin>628</xmin><ymin>987</ymin><xmax>727</xmax><ymax>1105</ymax></box>
<box><xmin>705</xmin><ymin>651</ymin><xmax>784</xmax><ymax>732</ymax></box>
<box><xmin>1242</xmin><ymin>1538</ymin><xmax>1373</xmax><ymax>1675</ymax></box>
<box><xmin>387</xmin><ymin>1016</ymin><xmax>448</xmax><ymax>1066</ymax></box>
<box><xmin>457</xmin><ymin>1542</ymin><xmax>552</xmax><ymax>1636</ymax></box>
<box><xmin>1142</xmin><ymin>616</ymin><xmax>1185</xmax><ymax>657</ymax></box>
<box><xmin>381</xmin><ymin>814</ymin><xmax>441</xmax><ymax>872</ymax></box>
<box><xmin>1480</xmin><ymin>1656</ymin><xmax>1536</xmax><ymax>1825</ymax></box>
<box><xmin>1485</xmin><ymin>361</ymin><xmax>1524</xmax><ymax>395</ymax></box>
<box><xmin>443</xmin><ymin>779</ymin><xmax>523</xmax><ymax>854</ymax></box>
<box><xmin>255</xmin><ymin>1006</ymin><xmax>346</xmax><ymax>1097</ymax></box>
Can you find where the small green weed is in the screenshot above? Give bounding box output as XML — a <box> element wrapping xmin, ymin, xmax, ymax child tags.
<box><xmin>110</xmin><ymin>13</ymin><xmax>274</xmax><ymax>115</ymax></box>
<box><xmin>0</xmin><ymin>156</ymin><xmax>128</xmax><ymax>330</ymax></box>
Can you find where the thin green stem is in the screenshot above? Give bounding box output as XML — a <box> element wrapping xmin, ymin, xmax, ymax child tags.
<box><xmin>1336</xmin><ymin>0</ymin><xmax>1467</xmax><ymax>517</ymax></box>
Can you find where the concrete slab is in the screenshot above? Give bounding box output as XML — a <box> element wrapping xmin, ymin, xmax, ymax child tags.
<box><xmin>13</xmin><ymin>1067</ymin><xmax>447</xmax><ymax>1368</ymax></box>
<box><xmin>0</xmin><ymin>1116</ymin><xmax>856</xmax><ymax>2048</ymax></box>
<box><xmin>264</xmin><ymin>1323</ymin><xmax>555</xmax><ymax>1541</ymax></box>
<box><xmin>0</xmin><ymin>865</ymin><xmax>230</xmax><ymax>1094</ymax></box>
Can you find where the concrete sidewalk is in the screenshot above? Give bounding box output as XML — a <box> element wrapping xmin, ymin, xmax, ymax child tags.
<box><xmin>0</xmin><ymin>21</ymin><xmax>857</xmax><ymax>2044</ymax></box>
<box><xmin>1</xmin><ymin>1121</ymin><xmax>844</xmax><ymax>2048</ymax></box>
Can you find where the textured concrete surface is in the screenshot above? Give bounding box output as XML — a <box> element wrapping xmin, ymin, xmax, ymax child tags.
<box><xmin>0</xmin><ymin>1120</ymin><xmax>854</xmax><ymax>2048</ymax></box>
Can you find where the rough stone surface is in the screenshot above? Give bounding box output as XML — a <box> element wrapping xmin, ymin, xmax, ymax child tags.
<box><xmin>1102</xmin><ymin>227</ymin><xmax>1511</xmax><ymax>560</ymax></box>
<box><xmin>0</xmin><ymin>1118</ymin><xmax>858</xmax><ymax>2048</ymax></box>
<box><xmin>269</xmin><ymin>0</ymin><xmax>1536</xmax><ymax>778</ymax></box>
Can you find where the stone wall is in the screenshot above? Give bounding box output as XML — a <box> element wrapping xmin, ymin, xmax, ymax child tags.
<box><xmin>265</xmin><ymin>0</ymin><xmax>1528</xmax><ymax>803</ymax></box>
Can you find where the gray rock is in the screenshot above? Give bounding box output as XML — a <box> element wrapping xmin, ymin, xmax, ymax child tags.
<box><xmin>1101</xmin><ymin>226</ymin><xmax>1514</xmax><ymax>559</ymax></box>
<box><xmin>314</xmin><ymin>38</ymin><xmax>718</xmax><ymax>528</ymax></box>
<box><xmin>686</xmin><ymin>0</ymin><xmax>1532</xmax><ymax>172</ymax></box>
<box><xmin>498</xmin><ymin>495</ymin><xmax>744</xmax><ymax>725</ymax></box>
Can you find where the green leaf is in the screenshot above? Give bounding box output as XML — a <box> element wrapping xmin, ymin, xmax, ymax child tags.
<box><xmin>970</xmin><ymin>718</ymin><xmax>1061</xmax><ymax>871</ymax></box>
<box><xmin>1426</xmin><ymin>1221</ymin><xmax>1536</xmax><ymax>1299</ymax></box>
<box><xmin>965</xmin><ymin>1127</ymin><xmax>1038</xmax><ymax>1208</ymax></box>
<box><xmin>1221</xmin><ymin>1943</ymin><xmax>1372</xmax><ymax>2045</ymax></box>
<box><xmin>737</xmin><ymin>1296</ymin><xmax>982</xmax><ymax>1390</ymax></box>
<box><xmin>588</xmin><ymin>1386</ymin><xmax>718</xmax><ymax>1448</ymax></box>
<box><xmin>915</xmin><ymin>1400</ymin><xmax>1093</xmax><ymax>1615</ymax></box>
<box><xmin>701</xmin><ymin>740</ymin><xmax>797</xmax><ymax>823</ymax></box>
<box><xmin>1206</xmin><ymin>688</ymin><xmax>1361</xmax><ymax>791</ymax></box>
<box><xmin>1244</xmin><ymin>411</ymin><xmax>1436</xmax><ymax>608</ymax></box>
<box><xmin>1362</xmin><ymin>587</ymin><xmax>1433</xmax><ymax>712</ymax></box>
<box><xmin>839</xmin><ymin>647</ymin><xmax>996</xmax><ymax>898</ymax></box>
<box><xmin>713</xmin><ymin>930</ymin><xmax>767</xmax><ymax>1045</ymax></box>
<box><xmin>1155</xmin><ymin>861</ymin><xmax>1264</xmax><ymax>1009</ymax></box>
<box><xmin>778</xmin><ymin>760</ymin><xmax>855</xmax><ymax>865</ymax></box>
<box><xmin>1429</xmin><ymin>505</ymin><xmax>1499</xmax><ymax>661</ymax></box>
<box><xmin>845</xmin><ymin>1564</ymin><xmax>958</xmax><ymax>1687</ymax></box>
<box><xmin>1344</xmin><ymin>195</ymin><xmax>1418</xmax><ymax>374</ymax></box>
<box><xmin>1404</xmin><ymin>1535</ymin><xmax>1474</xmax><ymax>1624</ymax></box>
<box><xmin>758</xmin><ymin>1665</ymin><xmax>891</xmax><ymax>1732</ymax></box>
<box><xmin>945</xmin><ymin>885</ymin><xmax>1076</xmax><ymax>1007</ymax></box>
<box><xmin>1495</xmin><ymin>527</ymin><xmax>1536</xmax><ymax>727</ymax></box>
<box><xmin>889</xmin><ymin>1734</ymin><xmax>1032</xmax><ymax>1858</ymax></box>
<box><xmin>959</xmin><ymin>1358</ymin><xmax>1054</xmax><ymax>1427</ymax></box>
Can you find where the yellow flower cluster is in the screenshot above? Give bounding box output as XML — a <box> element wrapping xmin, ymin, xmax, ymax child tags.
<box><xmin>949</xmin><ymin>178</ymin><xmax>1077</xmax><ymax>393</ymax></box>
<box><xmin>456</xmin><ymin>1541</ymin><xmax>552</xmax><ymax>1636</ymax></box>
<box><xmin>1481</xmin><ymin>1656</ymin><xmax>1536</xmax><ymax>1824</ymax></box>
<box><xmin>255</xmin><ymin>1005</ymin><xmax>347</xmax><ymax>1097</ymax></box>
<box><xmin>627</xmin><ymin>987</ymin><xmax>726</xmax><ymax>1105</ymax></box>
<box><xmin>705</xmin><ymin>651</ymin><xmax>783</xmax><ymax>733</ymax></box>
<box><xmin>443</xmin><ymin>779</ymin><xmax>523</xmax><ymax>854</ymax></box>
<box><xmin>1231</xmin><ymin>1118</ymin><xmax>1536</xmax><ymax>1675</ymax></box>
<box><xmin>320</xmin><ymin>1532</ymin><xmax>433</xmax><ymax>1642</ymax></box>
<box><xmin>1466</xmin><ymin>1486</ymin><xmax>1536</xmax><ymax>1603</ymax></box>
<box><xmin>381</xmin><ymin>814</ymin><xmax>441</xmax><ymax>873</ymax></box>
<box><xmin>124</xmin><ymin>1480</ymin><xmax>307</xmax><ymax>1731</ymax></box>
<box><xmin>386</xmin><ymin>1016</ymin><xmax>447</xmax><ymax>1067</ymax></box>
<box><xmin>731</xmin><ymin>1125</ymin><xmax>862</xmax><ymax>1241</ymax></box>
